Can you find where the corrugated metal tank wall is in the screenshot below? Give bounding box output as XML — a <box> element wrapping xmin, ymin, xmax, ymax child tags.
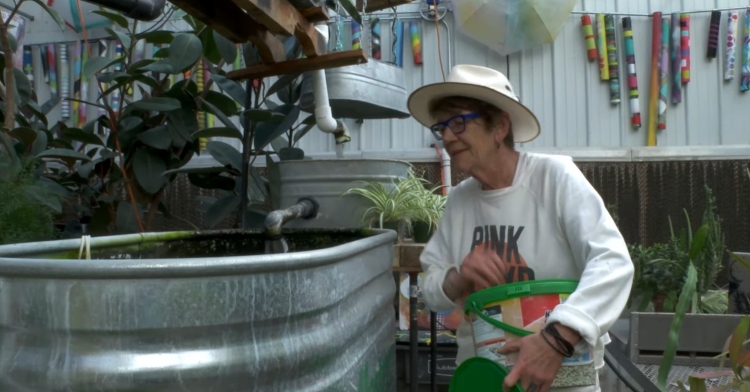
<box><xmin>298</xmin><ymin>0</ymin><xmax>750</xmax><ymax>157</ymax></box>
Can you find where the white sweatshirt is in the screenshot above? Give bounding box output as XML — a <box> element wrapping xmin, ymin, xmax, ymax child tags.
<box><xmin>419</xmin><ymin>152</ymin><xmax>634</xmax><ymax>391</ymax></box>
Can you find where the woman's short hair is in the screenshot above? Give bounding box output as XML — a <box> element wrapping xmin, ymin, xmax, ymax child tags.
<box><xmin>429</xmin><ymin>96</ymin><xmax>514</xmax><ymax>148</ymax></box>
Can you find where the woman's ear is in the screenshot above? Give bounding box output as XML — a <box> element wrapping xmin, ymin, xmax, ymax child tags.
<box><xmin>493</xmin><ymin>112</ymin><xmax>511</xmax><ymax>146</ymax></box>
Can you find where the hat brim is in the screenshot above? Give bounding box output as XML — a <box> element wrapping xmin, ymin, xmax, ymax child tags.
<box><xmin>407</xmin><ymin>82</ymin><xmax>541</xmax><ymax>143</ymax></box>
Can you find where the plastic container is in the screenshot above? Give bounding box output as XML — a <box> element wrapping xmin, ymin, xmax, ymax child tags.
<box><xmin>449</xmin><ymin>357</ymin><xmax>522</xmax><ymax>392</ymax></box>
<box><xmin>464</xmin><ymin>280</ymin><xmax>597</xmax><ymax>388</ymax></box>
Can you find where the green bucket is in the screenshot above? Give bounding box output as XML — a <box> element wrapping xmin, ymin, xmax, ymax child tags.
<box><xmin>449</xmin><ymin>357</ymin><xmax>523</xmax><ymax>392</ymax></box>
<box><xmin>458</xmin><ymin>279</ymin><xmax>597</xmax><ymax>389</ymax></box>
<box><xmin>465</xmin><ymin>279</ymin><xmax>579</xmax><ymax>337</ymax></box>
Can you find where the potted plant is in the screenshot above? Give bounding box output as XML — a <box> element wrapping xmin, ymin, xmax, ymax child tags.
<box><xmin>629</xmin><ymin>185</ymin><xmax>733</xmax><ymax>368</ymax></box>
<box><xmin>343</xmin><ymin>169</ymin><xmax>446</xmax><ymax>242</ymax></box>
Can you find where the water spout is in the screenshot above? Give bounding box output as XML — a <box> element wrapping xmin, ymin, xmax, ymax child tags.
<box><xmin>264</xmin><ymin>197</ymin><xmax>319</xmax><ymax>254</ymax></box>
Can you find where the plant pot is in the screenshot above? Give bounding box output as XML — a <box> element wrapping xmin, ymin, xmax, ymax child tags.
<box><xmin>412</xmin><ymin>221</ymin><xmax>433</xmax><ymax>243</ymax></box>
<box><xmin>269</xmin><ymin>158</ymin><xmax>411</xmax><ymax>229</ymax></box>
<box><xmin>0</xmin><ymin>228</ymin><xmax>398</xmax><ymax>391</ymax></box>
<box><xmin>629</xmin><ymin>311</ymin><xmax>745</xmax><ymax>366</ymax></box>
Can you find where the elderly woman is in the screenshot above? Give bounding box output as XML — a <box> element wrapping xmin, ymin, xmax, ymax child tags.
<box><xmin>408</xmin><ymin>64</ymin><xmax>634</xmax><ymax>392</ymax></box>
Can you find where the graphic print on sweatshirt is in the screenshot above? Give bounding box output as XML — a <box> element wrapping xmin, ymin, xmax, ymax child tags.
<box><xmin>469</xmin><ymin>224</ymin><xmax>534</xmax><ymax>283</ymax></box>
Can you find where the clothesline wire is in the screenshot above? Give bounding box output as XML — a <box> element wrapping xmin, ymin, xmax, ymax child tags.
<box><xmin>572</xmin><ymin>6</ymin><xmax>750</xmax><ymax>17</ymax></box>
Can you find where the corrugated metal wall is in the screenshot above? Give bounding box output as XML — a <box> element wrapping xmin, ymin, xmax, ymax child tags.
<box><xmin>297</xmin><ymin>1</ymin><xmax>750</xmax><ymax>159</ymax></box>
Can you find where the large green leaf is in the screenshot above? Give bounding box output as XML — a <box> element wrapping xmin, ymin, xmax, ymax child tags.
<box><xmin>105</xmin><ymin>28</ymin><xmax>131</xmax><ymax>50</ymax></box>
<box><xmin>116</xmin><ymin>200</ymin><xmax>141</xmax><ymax>233</ymax></box>
<box><xmin>10</xmin><ymin>127</ymin><xmax>37</xmax><ymax>146</ymax></box>
<box><xmin>193</xmin><ymin>127</ymin><xmax>243</xmax><ymax>140</ymax></box>
<box><xmin>138</xmin><ymin>30</ymin><xmax>175</xmax><ymax>45</ymax></box>
<box><xmin>83</xmin><ymin>56</ymin><xmax>123</xmax><ymax>77</ymax></box>
<box><xmin>214</xmin><ymin>30</ymin><xmax>237</xmax><ymax>64</ymax></box>
<box><xmin>200</xmin><ymin>97</ymin><xmax>238</xmax><ymax>130</ymax></box>
<box><xmin>133</xmin><ymin>147</ymin><xmax>167</xmax><ymax>194</ymax></box>
<box><xmin>209</xmin><ymin>73</ymin><xmax>247</xmax><ymax>104</ymax></box>
<box><xmin>13</xmin><ymin>68</ymin><xmax>31</xmax><ymax>107</ymax></box>
<box><xmin>206</xmin><ymin>140</ymin><xmax>242</xmax><ymax>171</ymax></box>
<box><xmin>243</xmin><ymin>108</ymin><xmax>285</xmax><ymax>122</ymax></box>
<box><xmin>188</xmin><ymin>172</ymin><xmax>235</xmax><ymax>191</ymax></box>
<box><xmin>200</xmin><ymin>27</ymin><xmax>221</xmax><ymax>65</ymax></box>
<box><xmin>204</xmin><ymin>194</ymin><xmax>240</xmax><ymax>228</ymax></box>
<box><xmin>61</xmin><ymin>128</ymin><xmax>105</xmax><ymax>146</ymax></box>
<box><xmin>127</xmin><ymin>97</ymin><xmax>181</xmax><ymax>112</ymax></box>
<box><xmin>24</xmin><ymin>185</ymin><xmax>62</xmax><ymax>213</ymax></box>
<box><xmin>138</xmin><ymin>125</ymin><xmax>172</xmax><ymax>150</ymax></box>
<box><xmin>247</xmin><ymin>166</ymin><xmax>268</xmax><ymax>203</ymax></box>
<box><xmin>266</xmin><ymin>73</ymin><xmax>300</xmax><ymax>98</ymax></box>
<box><xmin>657</xmin><ymin>262</ymin><xmax>699</xmax><ymax>390</ymax></box>
<box><xmin>167</xmin><ymin>107</ymin><xmax>199</xmax><ymax>142</ymax></box>
<box><xmin>167</xmin><ymin>33</ymin><xmax>202</xmax><ymax>73</ymax></box>
<box><xmin>204</xmin><ymin>91</ymin><xmax>239</xmax><ymax>117</ymax></box>
<box><xmin>36</xmin><ymin>148</ymin><xmax>92</xmax><ymax>162</ymax></box>
<box><xmin>254</xmin><ymin>104</ymin><xmax>300</xmax><ymax>150</ymax></box>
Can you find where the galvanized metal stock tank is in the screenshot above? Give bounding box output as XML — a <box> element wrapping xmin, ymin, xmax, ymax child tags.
<box><xmin>298</xmin><ymin>60</ymin><xmax>411</xmax><ymax>120</ymax></box>
<box><xmin>0</xmin><ymin>229</ymin><xmax>398</xmax><ymax>391</ymax></box>
<box><xmin>268</xmin><ymin>159</ymin><xmax>412</xmax><ymax>229</ymax></box>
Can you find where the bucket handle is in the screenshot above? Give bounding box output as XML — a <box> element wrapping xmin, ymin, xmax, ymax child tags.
<box><xmin>466</xmin><ymin>301</ymin><xmax>533</xmax><ymax>338</ymax></box>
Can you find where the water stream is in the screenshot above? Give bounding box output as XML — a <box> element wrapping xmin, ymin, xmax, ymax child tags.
<box><xmin>264</xmin><ymin>237</ymin><xmax>290</xmax><ymax>254</ymax></box>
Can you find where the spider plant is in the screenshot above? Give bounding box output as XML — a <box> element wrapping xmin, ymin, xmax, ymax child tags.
<box><xmin>343</xmin><ymin>169</ymin><xmax>446</xmax><ymax>241</ymax></box>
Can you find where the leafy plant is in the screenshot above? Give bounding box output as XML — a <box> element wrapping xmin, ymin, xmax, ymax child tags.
<box><xmin>0</xmin><ymin>159</ymin><xmax>60</xmax><ymax>245</ymax></box>
<box><xmin>343</xmin><ymin>169</ymin><xmax>446</xmax><ymax>235</ymax></box>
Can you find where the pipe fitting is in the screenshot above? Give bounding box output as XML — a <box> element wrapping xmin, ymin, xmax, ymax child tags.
<box><xmin>264</xmin><ymin>197</ymin><xmax>319</xmax><ymax>239</ymax></box>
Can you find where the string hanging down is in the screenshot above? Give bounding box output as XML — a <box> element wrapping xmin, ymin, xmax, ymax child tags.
<box><xmin>572</xmin><ymin>7</ymin><xmax>750</xmax><ymax>18</ymax></box>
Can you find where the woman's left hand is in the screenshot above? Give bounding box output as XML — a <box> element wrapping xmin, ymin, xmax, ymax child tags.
<box><xmin>498</xmin><ymin>332</ymin><xmax>565</xmax><ymax>392</ymax></box>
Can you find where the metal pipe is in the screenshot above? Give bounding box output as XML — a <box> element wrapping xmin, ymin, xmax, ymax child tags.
<box><xmin>264</xmin><ymin>197</ymin><xmax>319</xmax><ymax>239</ymax></box>
<box><xmin>82</xmin><ymin>0</ymin><xmax>166</xmax><ymax>21</ymax></box>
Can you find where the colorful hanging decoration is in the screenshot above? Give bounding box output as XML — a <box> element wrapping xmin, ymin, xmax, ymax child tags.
<box><xmin>410</xmin><ymin>21</ymin><xmax>422</xmax><ymax>65</ymax></box>
<box><xmin>47</xmin><ymin>44</ymin><xmax>57</xmax><ymax>98</ymax></box>
<box><xmin>647</xmin><ymin>12</ymin><xmax>662</xmax><ymax>147</ymax></box>
<box><xmin>596</xmin><ymin>13</ymin><xmax>609</xmax><ymax>80</ymax></box>
<box><xmin>605</xmin><ymin>15</ymin><xmax>619</xmax><ymax>104</ymax></box>
<box><xmin>72</xmin><ymin>40</ymin><xmax>81</xmax><ymax>127</ymax></box>
<box><xmin>40</xmin><ymin>45</ymin><xmax>50</xmax><ymax>84</ymax></box>
<box><xmin>581</xmin><ymin>15</ymin><xmax>597</xmax><ymax>60</ymax></box>
<box><xmin>622</xmin><ymin>17</ymin><xmax>640</xmax><ymax>129</ymax></box>
<box><xmin>351</xmin><ymin>21</ymin><xmax>361</xmax><ymax>50</ymax></box>
<box><xmin>658</xmin><ymin>17</ymin><xmax>669</xmax><ymax>130</ymax></box>
<box><xmin>680</xmin><ymin>14</ymin><xmax>691</xmax><ymax>83</ymax></box>
<box><xmin>196</xmin><ymin>58</ymin><xmax>207</xmax><ymax>151</ymax></box>
<box><xmin>79</xmin><ymin>46</ymin><xmax>88</xmax><ymax>128</ymax></box>
<box><xmin>23</xmin><ymin>47</ymin><xmax>33</xmax><ymax>91</ymax></box>
<box><xmin>394</xmin><ymin>20</ymin><xmax>404</xmax><ymax>67</ymax></box>
<box><xmin>725</xmin><ymin>11</ymin><xmax>739</xmax><ymax>80</ymax></box>
<box><xmin>741</xmin><ymin>8</ymin><xmax>750</xmax><ymax>92</ymax></box>
<box><xmin>59</xmin><ymin>43</ymin><xmax>70</xmax><ymax>119</ymax></box>
<box><xmin>671</xmin><ymin>13</ymin><xmax>682</xmax><ymax>103</ymax></box>
<box><xmin>707</xmin><ymin>10</ymin><xmax>721</xmax><ymax>58</ymax></box>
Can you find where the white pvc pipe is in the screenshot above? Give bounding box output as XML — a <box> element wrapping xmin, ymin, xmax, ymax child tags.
<box><xmin>311</xmin><ymin>23</ymin><xmax>339</xmax><ymax>134</ymax></box>
<box><xmin>441</xmin><ymin>147</ymin><xmax>452</xmax><ymax>194</ymax></box>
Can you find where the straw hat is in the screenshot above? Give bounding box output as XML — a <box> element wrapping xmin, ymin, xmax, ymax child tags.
<box><xmin>407</xmin><ymin>64</ymin><xmax>541</xmax><ymax>143</ymax></box>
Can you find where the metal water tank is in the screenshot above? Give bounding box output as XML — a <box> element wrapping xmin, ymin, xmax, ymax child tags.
<box><xmin>271</xmin><ymin>159</ymin><xmax>412</xmax><ymax>229</ymax></box>
<box><xmin>0</xmin><ymin>229</ymin><xmax>398</xmax><ymax>391</ymax></box>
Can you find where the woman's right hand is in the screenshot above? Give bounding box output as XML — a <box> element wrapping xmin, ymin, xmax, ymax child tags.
<box><xmin>460</xmin><ymin>245</ymin><xmax>509</xmax><ymax>291</ymax></box>
<box><xmin>443</xmin><ymin>245</ymin><xmax>509</xmax><ymax>303</ymax></box>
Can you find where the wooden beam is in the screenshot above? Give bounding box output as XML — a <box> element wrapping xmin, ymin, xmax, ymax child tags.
<box><xmin>299</xmin><ymin>6</ymin><xmax>330</xmax><ymax>23</ymax></box>
<box><xmin>229</xmin><ymin>0</ymin><xmax>324</xmax><ymax>57</ymax></box>
<box><xmin>226</xmin><ymin>49</ymin><xmax>368</xmax><ymax>80</ymax></box>
<box><xmin>168</xmin><ymin>0</ymin><xmax>287</xmax><ymax>63</ymax></box>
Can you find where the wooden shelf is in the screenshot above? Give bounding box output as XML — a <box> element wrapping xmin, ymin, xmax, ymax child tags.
<box><xmin>227</xmin><ymin>49</ymin><xmax>368</xmax><ymax>80</ymax></box>
<box><xmin>168</xmin><ymin>0</ymin><xmax>338</xmax><ymax>69</ymax></box>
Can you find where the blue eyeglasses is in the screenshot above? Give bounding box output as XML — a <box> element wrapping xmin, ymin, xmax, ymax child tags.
<box><xmin>430</xmin><ymin>112</ymin><xmax>481</xmax><ymax>141</ymax></box>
